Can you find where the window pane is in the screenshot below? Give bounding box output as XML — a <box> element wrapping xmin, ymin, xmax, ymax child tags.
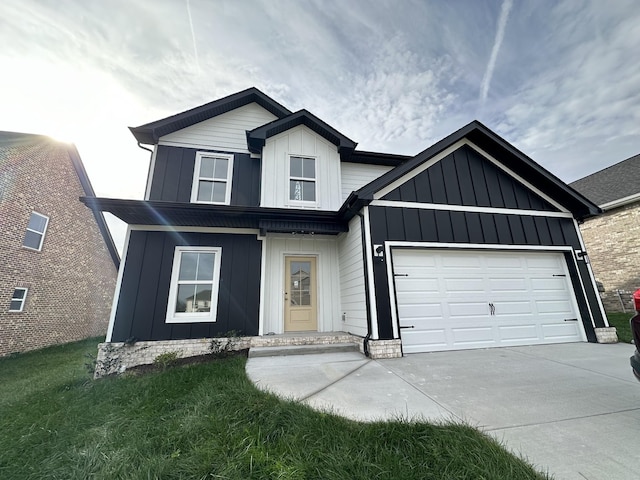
<box><xmin>23</xmin><ymin>230</ymin><xmax>42</xmax><ymax>249</ymax></box>
<box><xmin>290</xmin><ymin>156</ymin><xmax>302</xmax><ymax>177</ymax></box>
<box><xmin>290</xmin><ymin>180</ymin><xmax>302</xmax><ymax>201</ymax></box>
<box><xmin>197</xmin><ymin>180</ymin><xmax>213</xmax><ymax>202</ymax></box>
<box><xmin>302</xmin><ymin>158</ymin><xmax>315</xmax><ymax>179</ymax></box>
<box><xmin>176</xmin><ymin>284</ymin><xmax>195</xmax><ymax>313</ymax></box>
<box><xmin>12</xmin><ymin>289</ymin><xmax>26</xmax><ymax>300</ymax></box>
<box><xmin>301</xmin><ymin>291</ymin><xmax>311</xmax><ymax>306</ymax></box>
<box><xmin>196</xmin><ymin>253</ymin><xmax>215</xmax><ymax>281</ymax></box>
<box><xmin>10</xmin><ymin>300</ymin><xmax>23</xmax><ymax>311</ymax></box>
<box><xmin>27</xmin><ymin>213</ymin><xmax>47</xmax><ymax>233</ymax></box>
<box><xmin>213</xmin><ymin>158</ymin><xmax>228</xmax><ymax>179</ymax></box>
<box><xmin>200</xmin><ymin>157</ymin><xmax>215</xmax><ymax>178</ymax></box>
<box><xmin>178</xmin><ymin>252</ymin><xmax>198</xmax><ymax>280</ymax></box>
<box><xmin>211</xmin><ymin>182</ymin><xmax>226</xmax><ymax>203</ymax></box>
<box><xmin>302</xmin><ymin>181</ymin><xmax>316</xmax><ymax>202</ymax></box>
<box><xmin>193</xmin><ymin>285</ymin><xmax>212</xmax><ymax>312</ymax></box>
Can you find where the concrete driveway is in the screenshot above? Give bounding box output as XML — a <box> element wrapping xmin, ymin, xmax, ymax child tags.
<box><xmin>246</xmin><ymin>342</ymin><xmax>639</xmax><ymax>480</ymax></box>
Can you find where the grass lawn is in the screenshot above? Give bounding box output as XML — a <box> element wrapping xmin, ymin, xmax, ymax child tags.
<box><xmin>0</xmin><ymin>338</ymin><xmax>549</xmax><ymax>480</ymax></box>
<box><xmin>607</xmin><ymin>312</ymin><xmax>634</xmax><ymax>344</ymax></box>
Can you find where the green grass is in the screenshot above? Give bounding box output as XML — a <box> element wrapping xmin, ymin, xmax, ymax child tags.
<box><xmin>0</xmin><ymin>339</ymin><xmax>549</xmax><ymax>480</ymax></box>
<box><xmin>608</xmin><ymin>312</ymin><xmax>634</xmax><ymax>344</ymax></box>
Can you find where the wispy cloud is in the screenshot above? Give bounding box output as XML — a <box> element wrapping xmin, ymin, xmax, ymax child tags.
<box><xmin>478</xmin><ymin>0</ymin><xmax>513</xmax><ymax>109</ymax></box>
<box><xmin>185</xmin><ymin>0</ymin><xmax>200</xmax><ymax>73</ymax></box>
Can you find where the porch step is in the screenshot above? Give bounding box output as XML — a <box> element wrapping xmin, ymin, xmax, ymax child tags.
<box><xmin>248</xmin><ymin>342</ymin><xmax>359</xmax><ymax>358</ymax></box>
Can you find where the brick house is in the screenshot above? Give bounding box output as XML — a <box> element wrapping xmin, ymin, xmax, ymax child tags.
<box><xmin>570</xmin><ymin>153</ymin><xmax>640</xmax><ymax>312</ymax></box>
<box><xmin>0</xmin><ymin>132</ymin><xmax>120</xmax><ymax>356</ymax></box>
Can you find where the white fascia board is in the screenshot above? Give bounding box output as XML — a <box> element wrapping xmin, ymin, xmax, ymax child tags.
<box><xmin>373</xmin><ymin>139</ymin><xmax>569</xmax><ymax>213</ymax></box>
<box><xmin>600</xmin><ymin>192</ymin><xmax>640</xmax><ymax>211</ymax></box>
<box><xmin>385</xmin><ymin>241</ymin><xmax>575</xmax><ymax>252</ymax></box>
<box><xmin>370</xmin><ymin>200</ymin><xmax>574</xmax><ymax>218</ymax></box>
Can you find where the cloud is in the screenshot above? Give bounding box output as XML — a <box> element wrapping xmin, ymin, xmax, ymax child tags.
<box><xmin>478</xmin><ymin>0</ymin><xmax>513</xmax><ymax>109</ymax></box>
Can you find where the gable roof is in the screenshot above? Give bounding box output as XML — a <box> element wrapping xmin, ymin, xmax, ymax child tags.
<box><xmin>0</xmin><ymin>131</ymin><xmax>120</xmax><ymax>267</ymax></box>
<box><xmin>246</xmin><ymin>109</ymin><xmax>357</xmax><ymax>159</ymax></box>
<box><xmin>351</xmin><ymin>120</ymin><xmax>601</xmax><ymax>221</ymax></box>
<box><xmin>569</xmin><ymin>153</ymin><xmax>640</xmax><ymax>208</ymax></box>
<box><xmin>129</xmin><ymin>87</ymin><xmax>292</xmax><ymax>145</ymax></box>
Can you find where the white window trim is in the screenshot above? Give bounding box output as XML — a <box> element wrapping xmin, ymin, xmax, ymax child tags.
<box><xmin>9</xmin><ymin>287</ymin><xmax>28</xmax><ymax>312</ymax></box>
<box><xmin>23</xmin><ymin>211</ymin><xmax>49</xmax><ymax>251</ymax></box>
<box><xmin>287</xmin><ymin>154</ymin><xmax>318</xmax><ymax>207</ymax></box>
<box><xmin>190</xmin><ymin>152</ymin><xmax>234</xmax><ymax>205</ymax></box>
<box><xmin>166</xmin><ymin>246</ymin><xmax>222</xmax><ymax>323</ymax></box>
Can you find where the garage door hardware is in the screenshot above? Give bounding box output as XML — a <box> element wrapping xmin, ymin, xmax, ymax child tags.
<box><xmin>489</xmin><ymin>303</ymin><xmax>496</xmax><ymax>315</ymax></box>
<box><xmin>400</xmin><ymin>325</ymin><xmax>415</xmax><ymax>329</ymax></box>
<box><xmin>564</xmin><ymin>318</ymin><xmax>578</xmax><ymax>322</ymax></box>
<box><xmin>553</xmin><ymin>274</ymin><xmax>567</xmax><ymax>277</ymax></box>
<box><xmin>394</xmin><ymin>273</ymin><xmax>409</xmax><ymax>277</ymax></box>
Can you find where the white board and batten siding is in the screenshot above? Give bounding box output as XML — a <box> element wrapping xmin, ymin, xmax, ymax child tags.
<box><xmin>159</xmin><ymin>103</ymin><xmax>278</xmax><ymax>152</ymax></box>
<box><xmin>340</xmin><ymin>163</ymin><xmax>393</xmax><ymax>201</ymax></box>
<box><xmin>392</xmin><ymin>249</ymin><xmax>585</xmax><ymax>353</ymax></box>
<box><xmin>262</xmin><ymin>235</ymin><xmax>341</xmax><ymax>334</ymax></box>
<box><xmin>261</xmin><ymin>125</ymin><xmax>342</xmax><ymax>211</ymax></box>
<box><xmin>337</xmin><ymin>216</ymin><xmax>368</xmax><ymax>336</ymax></box>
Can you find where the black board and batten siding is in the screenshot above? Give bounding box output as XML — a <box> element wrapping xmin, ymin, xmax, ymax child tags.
<box><xmin>368</xmin><ymin>145</ymin><xmax>605</xmax><ymax>341</ymax></box>
<box><xmin>111</xmin><ymin>231</ymin><xmax>261</xmax><ymax>342</ymax></box>
<box><xmin>149</xmin><ymin>145</ymin><xmax>261</xmax><ymax>206</ymax></box>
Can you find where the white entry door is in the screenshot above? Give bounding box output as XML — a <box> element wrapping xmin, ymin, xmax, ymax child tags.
<box><xmin>392</xmin><ymin>249</ymin><xmax>585</xmax><ymax>353</ymax></box>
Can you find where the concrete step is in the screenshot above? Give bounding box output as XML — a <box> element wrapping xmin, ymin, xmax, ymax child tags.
<box><xmin>248</xmin><ymin>342</ymin><xmax>359</xmax><ymax>358</ymax></box>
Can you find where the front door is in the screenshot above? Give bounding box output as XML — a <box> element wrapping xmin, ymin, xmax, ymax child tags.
<box><xmin>284</xmin><ymin>256</ymin><xmax>317</xmax><ymax>332</ymax></box>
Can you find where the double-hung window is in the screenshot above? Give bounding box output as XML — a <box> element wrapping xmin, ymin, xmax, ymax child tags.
<box><xmin>23</xmin><ymin>212</ymin><xmax>49</xmax><ymax>251</ymax></box>
<box><xmin>9</xmin><ymin>288</ymin><xmax>28</xmax><ymax>312</ymax></box>
<box><xmin>166</xmin><ymin>246</ymin><xmax>222</xmax><ymax>323</ymax></box>
<box><xmin>289</xmin><ymin>155</ymin><xmax>316</xmax><ymax>204</ymax></box>
<box><xmin>191</xmin><ymin>152</ymin><xmax>233</xmax><ymax>204</ymax></box>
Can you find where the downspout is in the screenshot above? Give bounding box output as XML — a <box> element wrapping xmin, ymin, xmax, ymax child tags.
<box><xmin>136</xmin><ymin>141</ymin><xmax>153</xmax><ymax>153</ymax></box>
<box><xmin>356</xmin><ymin>211</ymin><xmax>372</xmax><ymax>357</ymax></box>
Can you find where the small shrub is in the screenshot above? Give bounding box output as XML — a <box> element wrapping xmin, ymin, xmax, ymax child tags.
<box><xmin>153</xmin><ymin>351</ymin><xmax>180</xmax><ymax>370</ymax></box>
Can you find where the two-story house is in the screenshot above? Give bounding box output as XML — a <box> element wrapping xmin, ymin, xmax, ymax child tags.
<box><xmin>0</xmin><ymin>132</ymin><xmax>119</xmax><ymax>356</ymax></box>
<box><xmin>83</xmin><ymin>88</ymin><xmax>612</xmax><ymax>375</ymax></box>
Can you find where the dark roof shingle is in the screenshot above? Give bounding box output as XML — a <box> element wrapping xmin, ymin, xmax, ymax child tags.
<box><xmin>569</xmin><ymin>153</ymin><xmax>640</xmax><ymax>206</ymax></box>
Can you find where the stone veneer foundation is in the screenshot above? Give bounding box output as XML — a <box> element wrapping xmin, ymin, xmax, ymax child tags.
<box><xmin>94</xmin><ymin>334</ymin><xmax>405</xmax><ymax>378</ymax></box>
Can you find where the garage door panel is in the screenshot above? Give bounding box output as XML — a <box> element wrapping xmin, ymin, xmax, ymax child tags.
<box><xmin>498</xmin><ymin>324</ymin><xmax>539</xmax><ymax>342</ymax></box>
<box><xmin>393</xmin><ymin>248</ymin><xmax>584</xmax><ymax>353</ymax></box>
<box><xmin>444</xmin><ymin>277</ymin><xmax>486</xmax><ymax>293</ymax></box>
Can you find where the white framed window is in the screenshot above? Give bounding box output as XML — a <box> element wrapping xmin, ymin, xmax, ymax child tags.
<box><xmin>191</xmin><ymin>152</ymin><xmax>233</xmax><ymax>204</ymax></box>
<box><xmin>289</xmin><ymin>155</ymin><xmax>316</xmax><ymax>204</ymax></box>
<box><xmin>9</xmin><ymin>288</ymin><xmax>28</xmax><ymax>312</ymax></box>
<box><xmin>23</xmin><ymin>212</ymin><xmax>49</xmax><ymax>251</ymax></box>
<box><xmin>166</xmin><ymin>246</ymin><xmax>222</xmax><ymax>323</ymax></box>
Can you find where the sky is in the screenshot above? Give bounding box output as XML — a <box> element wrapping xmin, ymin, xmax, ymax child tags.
<box><xmin>1</xmin><ymin>0</ymin><xmax>639</xmax><ymax>252</ymax></box>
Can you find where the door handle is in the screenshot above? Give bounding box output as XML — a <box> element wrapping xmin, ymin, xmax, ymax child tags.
<box><xmin>489</xmin><ymin>303</ymin><xmax>496</xmax><ymax>315</ymax></box>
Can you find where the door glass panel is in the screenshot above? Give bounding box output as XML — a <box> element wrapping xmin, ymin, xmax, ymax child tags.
<box><xmin>290</xmin><ymin>261</ymin><xmax>311</xmax><ymax>306</ymax></box>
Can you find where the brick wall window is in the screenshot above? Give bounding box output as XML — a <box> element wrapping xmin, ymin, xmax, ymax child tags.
<box><xmin>9</xmin><ymin>288</ymin><xmax>28</xmax><ymax>312</ymax></box>
<box><xmin>23</xmin><ymin>212</ymin><xmax>49</xmax><ymax>251</ymax></box>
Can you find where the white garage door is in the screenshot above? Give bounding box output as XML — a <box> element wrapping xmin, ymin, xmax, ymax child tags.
<box><xmin>392</xmin><ymin>249</ymin><xmax>584</xmax><ymax>353</ymax></box>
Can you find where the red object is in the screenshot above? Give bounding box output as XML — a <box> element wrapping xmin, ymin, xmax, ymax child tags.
<box><xmin>634</xmin><ymin>289</ymin><xmax>640</xmax><ymax>312</ymax></box>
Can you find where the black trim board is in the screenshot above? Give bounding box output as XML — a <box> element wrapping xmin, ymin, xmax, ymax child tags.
<box><xmin>111</xmin><ymin>231</ymin><xmax>261</xmax><ymax>342</ymax></box>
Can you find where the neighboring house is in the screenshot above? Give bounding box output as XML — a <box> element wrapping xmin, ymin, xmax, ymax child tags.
<box><xmin>83</xmin><ymin>87</ymin><xmax>612</xmax><ymax>373</ymax></box>
<box><xmin>570</xmin><ymin>154</ymin><xmax>640</xmax><ymax>312</ymax></box>
<box><xmin>0</xmin><ymin>132</ymin><xmax>120</xmax><ymax>357</ymax></box>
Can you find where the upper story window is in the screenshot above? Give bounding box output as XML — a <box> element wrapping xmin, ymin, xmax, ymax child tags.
<box><xmin>9</xmin><ymin>288</ymin><xmax>28</xmax><ymax>312</ymax></box>
<box><xmin>23</xmin><ymin>212</ymin><xmax>49</xmax><ymax>251</ymax></box>
<box><xmin>166</xmin><ymin>246</ymin><xmax>222</xmax><ymax>323</ymax></box>
<box><xmin>191</xmin><ymin>152</ymin><xmax>233</xmax><ymax>204</ymax></box>
<box><xmin>289</xmin><ymin>155</ymin><xmax>316</xmax><ymax>204</ymax></box>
